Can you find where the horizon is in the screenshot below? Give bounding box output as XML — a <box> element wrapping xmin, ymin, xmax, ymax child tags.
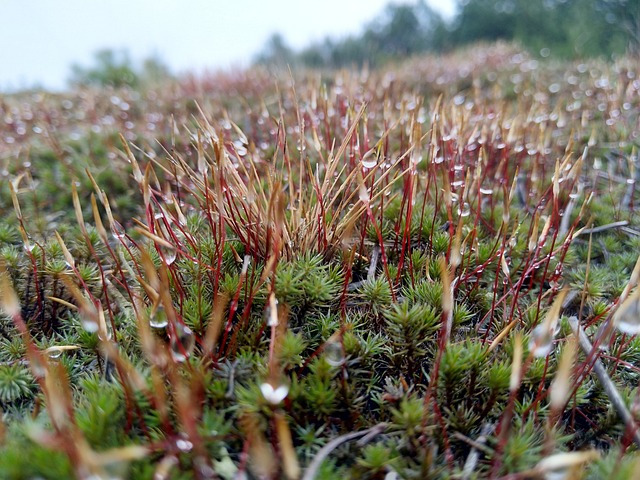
<box><xmin>1</xmin><ymin>0</ymin><xmax>455</xmax><ymax>92</ymax></box>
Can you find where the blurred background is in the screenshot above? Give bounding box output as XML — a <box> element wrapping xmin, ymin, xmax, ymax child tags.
<box><xmin>1</xmin><ymin>0</ymin><xmax>638</xmax><ymax>92</ymax></box>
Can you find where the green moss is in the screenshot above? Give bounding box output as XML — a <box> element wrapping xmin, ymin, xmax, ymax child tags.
<box><xmin>0</xmin><ymin>46</ymin><xmax>637</xmax><ymax>477</ymax></box>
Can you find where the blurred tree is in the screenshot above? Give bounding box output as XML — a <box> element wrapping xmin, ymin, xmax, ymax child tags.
<box><xmin>254</xmin><ymin>33</ymin><xmax>296</xmax><ymax>67</ymax></box>
<box><xmin>451</xmin><ymin>0</ymin><xmax>634</xmax><ymax>57</ymax></box>
<box><xmin>255</xmin><ymin>0</ymin><xmax>637</xmax><ymax>70</ymax></box>
<box><xmin>69</xmin><ymin>49</ymin><xmax>139</xmax><ymax>88</ymax></box>
<box><xmin>447</xmin><ymin>0</ymin><xmax>516</xmax><ymax>44</ymax></box>
<box><xmin>595</xmin><ymin>0</ymin><xmax>640</xmax><ymax>54</ymax></box>
<box><xmin>69</xmin><ymin>49</ymin><xmax>172</xmax><ymax>88</ymax></box>
<box><xmin>293</xmin><ymin>1</ymin><xmax>446</xmax><ymax>68</ymax></box>
<box><xmin>140</xmin><ymin>54</ymin><xmax>173</xmax><ymax>85</ymax></box>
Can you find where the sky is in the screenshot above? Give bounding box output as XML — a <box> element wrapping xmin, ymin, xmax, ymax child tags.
<box><xmin>1</xmin><ymin>0</ymin><xmax>455</xmax><ymax>92</ymax></box>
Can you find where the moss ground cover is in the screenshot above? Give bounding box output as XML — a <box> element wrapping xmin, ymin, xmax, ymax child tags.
<box><xmin>0</xmin><ymin>43</ymin><xmax>639</xmax><ymax>478</ymax></box>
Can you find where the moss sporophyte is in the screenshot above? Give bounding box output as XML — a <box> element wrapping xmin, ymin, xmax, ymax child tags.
<box><xmin>0</xmin><ymin>43</ymin><xmax>639</xmax><ymax>478</ymax></box>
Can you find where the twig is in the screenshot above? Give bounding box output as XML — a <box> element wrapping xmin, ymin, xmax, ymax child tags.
<box><xmin>559</xmin><ymin>181</ymin><xmax>583</xmax><ymax>238</ymax></box>
<box><xmin>224</xmin><ymin>359</ymin><xmax>239</xmax><ymax>399</ymax></box>
<box><xmin>459</xmin><ymin>423</ymin><xmax>495</xmax><ymax>480</ymax></box>
<box><xmin>567</xmin><ymin>316</ymin><xmax>640</xmax><ymax>449</ymax></box>
<box><xmin>302</xmin><ymin>423</ymin><xmax>388</xmax><ymax>480</ymax></box>
<box><xmin>356</xmin><ymin>422</ymin><xmax>388</xmax><ymax>446</ymax></box>
<box><xmin>368</xmin><ymin>246</ymin><xmax>380</xmax><ymax>281</ymax></box>
<box><xmin>621</xmin><ymin>226</ymin><xmax>640</xmax><ymax>237</ymax></box>
<box><xmin>346</xmin><ymin>280</ymin><xmax>365</xmax><ymax>291</ymax></box>
<box><xmin>575</xmin><ymin>221</ymin><xmax>629</xmax><ymax>237</ymax></box>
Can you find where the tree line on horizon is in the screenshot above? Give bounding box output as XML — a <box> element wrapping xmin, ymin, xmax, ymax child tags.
<box><xmin>255</xmin><ymin>0</ymin><xmax>639</xmax><ymax>68</ymax></box>
<box><xmin>67</xmin><ymin>0</ymin><xmax>638</xmax><ymax>89</ymax></box>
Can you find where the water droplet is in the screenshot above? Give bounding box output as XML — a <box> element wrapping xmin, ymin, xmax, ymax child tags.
<box><xmin>233</xmin><ymin>140</ymin><xmax>248</xmax><ymax>156</ymax></box>
<box><xmin>170</xmin><ymin>324</ymin><xmax>195</xmax><ymax>362</ymax></box>
<box><xmin>361</xmin><ymin>157</ymin><xmax>377</xmax><ymax>169</ymax></box>
<box><xmin>530</xmin><ymin>324</ymin><xmax>555</xmax><ymax>357</ymax></box>
<box><xmin>81</xmin><ymin>317</ymin><xmax>99</xmax><ymax>333</ymax></box>
<box><xmin>111</xmin><ymin>222</ymin><xmax>126</xmax><ymax>240</ymax></box>
<box><xmin>83</xmin><ymin>474</ymin><xmax>120</xmax><ymax>480</ymax></box>
<box><xmin>457</xmin><ymin>202</ymin><xmax>471</xmax><ymax>217</ymax></box>
<box><xmin>480</xmin><ymin>187</ymin><xmax>494</xmax><ymax>195</ymax></box>
<box><xmin>46</xmin><ymin>348</ymin><xmax>62</xmax><ymax>359</ymax></box>
<box><xmin>150</xmin><ymin>306</ymin><xmax>169</xmax><ymax>329</ymax></box>
<box><xmin>433</xmin><ymin>156</ymin><xmax>444</xmax><ymax>164</ymax></box>
<box><xmin>265</xmin><ymin>295</ymin><xmax>279</xmax><ymax>327</ymax></box>
<box><xmin>324</xmin><ymin>340</ymin><xmax>345</xmax><ymax>367</ymax></box>
<box><xmin>260</xmin><ymin>382</ymin><xmax>289</xmax><ymax>405</ymax></box>
<box><xmin>159</xmin><ymin>246</ymin><xmax>177</xmax><ymax>266</ymax></box>
<box><xmin>176</xmin><ymin>438</ymin><xmax>193</xmax><ymax>452</ymax></box>
<box><xmin>451</xmin><ymin>180</ymin><xmax>464</xmax><ymax>188</ymax></box>
<box><xmin>23</xmin><ymin>240</ymin><xmax>35</xmax><ymax>253</ymax></box>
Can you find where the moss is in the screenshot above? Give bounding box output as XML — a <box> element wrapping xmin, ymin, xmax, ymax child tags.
<box><xmin>0</xmin><ymin>45</ymin><xmax>638</xmax><ymax>477</ymax></box>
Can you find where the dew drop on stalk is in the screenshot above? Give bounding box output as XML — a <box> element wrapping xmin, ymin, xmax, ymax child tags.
<box><xmin>150</xmin><ymin>305</ymin><xmax>169</xmax><ymax>329</ymax></box>
<box><xmin>81</xmin><ymin>317</ymin><xmax>99</xmax><ymax>333</ymax></box>
<box><xmin>265</xmin><ymin>295</ymin><xmax>279</xmax><ymax>327</ymax></box>
<box><xmin>83</xmin><ymin>474</ymin><xmax>120</xmax><ymax>480</ymax></box>
<box><xmin>111</xmin><ymin>221</ymin><xmax>126</xmax><ymax>240</ymax></box>
<box><xmin>324</xmin><ymin>340</ymin><xmax>345</xmax><ymax>367</ymax></box>
<box><xmin>480</xmin><ymin>187</ymin><xmax>494</xmax><ymax>195</ymax></box>
<box><xmin>529</xmin><ymin>324</ymin><xmax>555</xmax><ymax>357</ymax></box>
<box><xmin>170</xmin><ymin>323</ymin><xmax>195</xmax><ymax>362</ymax></box>
<box><xmin>176</xmin><ymin>437</ymin><xmax>194</xmax><ymax>452</ymax></box>
<box><xmin>47</xmin><ymin>348</ymin><xmax>63</xmax><ymax>360</ymax></box>
<box><xmin>159</xmin><ymin>246</ymin><xmax>177</xmax><ymax>266</ymax></box>
<box><xmin>233</xmin><ymin>142</ymin><xmax>248</xmax><ymax>157</ymax></box>
<box><xmin>361</xmin><ymin>157</ymin><xmax>377</xmax><ymax>169</ymax></box>
<box><xmin>260</xmin><ymin>381</ymin><xmax>289</xmax><ymax>405</ymax></box>
<box><xmin>23</xmin><ymin>240</ymin><xmax>35</xmax><ymax>253</ymax></box>
<box><xmin>457</xmin><ymin>202</ymin><xmax>471</xmax><ymax>217</ymax></box>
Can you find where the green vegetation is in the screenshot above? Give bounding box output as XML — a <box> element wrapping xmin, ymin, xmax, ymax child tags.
<box><xmin>256</xmin><ymin>0</ymin><xmax>639</xmax><ymax>67</ymax></box>
<box><xmin>0</xmin><ymin>42</ymin><xmax>639</xmax><ymax>478</ymax></box>
<box><xmin>69</xmin><ymin>49</ymin><xmax>172</xmax><ymax>88</ymax></box>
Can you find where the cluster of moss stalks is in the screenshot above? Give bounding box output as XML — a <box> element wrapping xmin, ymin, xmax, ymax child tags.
<box><xmin>0</xmin><ymin>44</ymin><xmax>639</xmax><ymax>478</ymax></box>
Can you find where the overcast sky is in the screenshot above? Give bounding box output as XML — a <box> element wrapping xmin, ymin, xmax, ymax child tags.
<box><xmin>1</xmin><ymin>0</ymin><xmax>455</xmax><ymax>92</ymax></box>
